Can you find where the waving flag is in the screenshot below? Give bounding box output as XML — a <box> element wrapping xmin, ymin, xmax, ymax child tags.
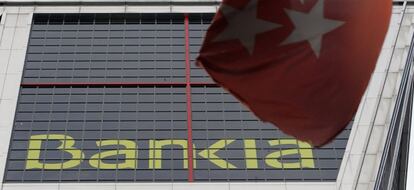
<box><xmin>196</xmin><ymin>0</ymin><xmax>392</xmax><ymax>146</ymax></box>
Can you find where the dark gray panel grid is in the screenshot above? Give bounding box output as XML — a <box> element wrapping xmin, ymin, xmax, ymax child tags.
<box><xmin>7</xmin><ymin>86</ymin><xmax>187</xmax><ymax>182</ymax></box>
<box><xmin>4</xmin><ymin>13</ymin><xmax>353</xmax><ymax>183</ymax></box>
<box><xmin>25</xmin><ymin>14</ymin><xmax>186</xmax><ymax>83</ymax></box>
<box><xmin>189</xmin><ymin>14</ymin><xmax>214</xmax><ymax>83</ymax></box>
<box><xmin>191</xmin><ymin>86</ymin><xmax>351</xmax><ymax>182</ymax></box>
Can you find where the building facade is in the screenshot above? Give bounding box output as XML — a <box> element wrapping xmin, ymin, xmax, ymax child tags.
<box><xmin>0</xmin><ymin>0</ymin><xmax>411</xmax><ymax>189</ymax></box>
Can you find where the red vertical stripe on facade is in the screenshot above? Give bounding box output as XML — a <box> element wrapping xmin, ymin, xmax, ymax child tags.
<box><xmin>20</xmin><ymin>14</ymin><xmax>208</xmax><ymax>182</ymax></box>
<box><xmin>184</xmin><ymin>14</ymin><xmax>194</xmax><ymax>182</ymax></box>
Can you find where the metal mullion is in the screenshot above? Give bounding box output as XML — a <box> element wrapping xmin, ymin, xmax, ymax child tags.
<box><xmin>21</xmin><ymin>86</ymin><xmax>39</xmax><ymax>182</ymax></box>
<box><xmin>114</xmin><ymin>14</ymin><xmax>127</xmax><ymax>182</ymax></box>
<box><xmin>42</xmin><ymin>85</ymin><xmax>58</xmax><ymax>182</ymax></box>
<box><xmin>96</xmin><ymin>85</ymin><xmax>107</xmax><ymax>182</ymax></box>
<box><xmin>115</xmin><ymin>86</ymin><xmax>122</xmax><ymax>182</ymax></box>
<box><xmin>42</xmin><ymin>15</ymin><xmax>60</xmax><ymax>182</ymax></box>
<box><xmin>169</xmin><ymin>15</ymin><xmax>175</xmax><ymax>182</ymax></box>
<box><xmin>152</xmin><ymin>77</ymin><xmax>157</xmax><ymax>182</ymax></box>
<box><xmin>77</xmin><ymin>17</ymin><xmax>93</xmax><ymax>178</ymax></box>
<box><xmin>133</xmin><ymin>83</ymin><xmax>139</xmax><ymax>182</ymax></box>
<box><xmin>204</xmin><ymin>85</ymin><xmax>210</xmax><ymax>181</ymax></box>
<box><xmin>221</xmin><ymin>88</ymin><xmax>230</xmax><ymax>181</ymax></box>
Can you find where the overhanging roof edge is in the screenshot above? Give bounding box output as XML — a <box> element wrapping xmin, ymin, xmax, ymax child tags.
<box><xmin>0</xmin><ymin>0</ymin><xmax>221</xmax><ymax>6</ymax></box>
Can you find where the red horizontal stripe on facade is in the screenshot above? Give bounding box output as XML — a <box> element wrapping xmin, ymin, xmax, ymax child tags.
<box><xmin>20</xmin><ymin>82</ymin><xmax>217</xmax><ymax>87</ymax></box>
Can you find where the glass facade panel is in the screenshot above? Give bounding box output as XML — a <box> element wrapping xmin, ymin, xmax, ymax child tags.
<box><xmin>4</xmin><ymin>13</ymin><xmax>352</xmax><ymax>183</ymax></box>
<box><xmin>25</xmin><ymin>14</ymin><xmax>185</xmax><ymax>83</ymax></box>
<box><xmin>191</xmin><ymin>87</ymin><xmax>351</xmax><ymax>182</ymax></box>
<box><xmin>189</xmin><ymin>14</ymin><xmax>214</xmax><ymax>83</ymax></box>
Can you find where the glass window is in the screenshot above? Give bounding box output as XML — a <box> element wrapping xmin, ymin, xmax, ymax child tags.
<box><xmin>5</xmin><ymin>13</ymin><xmax>352</xmax><ymax>183</ymax></box>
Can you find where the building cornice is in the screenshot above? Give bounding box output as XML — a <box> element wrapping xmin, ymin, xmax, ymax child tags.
<box><xmin>0</xmin><ymin>0</ymin><xmax>221</xmax><ymax>6</ymax></box>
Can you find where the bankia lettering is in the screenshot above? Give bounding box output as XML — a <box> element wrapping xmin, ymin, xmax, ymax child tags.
<box><xmin>25</xmin><ymin>134</ymin><xmax>315</xmax><ymax>170</ymax></box>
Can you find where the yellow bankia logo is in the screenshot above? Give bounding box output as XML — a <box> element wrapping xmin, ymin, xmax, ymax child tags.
<box><xmin>25</xmin><ymin>134</ymin><xmax>315</xmax><ymax>170</ymax></box>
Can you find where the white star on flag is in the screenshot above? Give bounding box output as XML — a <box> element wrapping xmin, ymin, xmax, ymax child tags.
<box><xmin>282</xmin><ymin>0</ymin><xmax>344</xmax><ymax>57</ymax></box>
<box><xmin>214</xmin><ymin>0</ymin><xmax>281</xmax><ymax>54</ymax></box>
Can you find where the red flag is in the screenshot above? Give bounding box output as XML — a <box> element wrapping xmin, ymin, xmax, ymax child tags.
<box><xmin>196</xmin><ymin>0</ymin><xmax>392</xmax><ymax>146</ymax></box>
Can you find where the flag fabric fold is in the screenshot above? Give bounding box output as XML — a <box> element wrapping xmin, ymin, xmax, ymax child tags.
<box><xmin>196</xmin><ymin>0</ymin><xmax>392</xmax><ymax>146</ymax></box>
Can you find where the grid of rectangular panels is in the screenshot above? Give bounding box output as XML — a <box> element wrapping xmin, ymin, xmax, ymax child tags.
<box><xmin>7</xmin><ymin>86</ymin><xmax>188</xmax><ymax>182</ymax></box>
<box><xmin>189</xmin><ymin>14</ymin><xmax>214</xmax><ymax>83</ymax></box>
<box><xmin>25</xmin><ymin>14</ymin><xmax>186</xmax><ymax>83</ymax></box>
<box><xmin>4</xmin><ymin>13</ymin><xmax>353</xmax><ymax>183</ymax></box>
<box><xmin>191</xmin><ymin>86</ymin><xmax>351</xmax><ymax>182</ymax></box>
